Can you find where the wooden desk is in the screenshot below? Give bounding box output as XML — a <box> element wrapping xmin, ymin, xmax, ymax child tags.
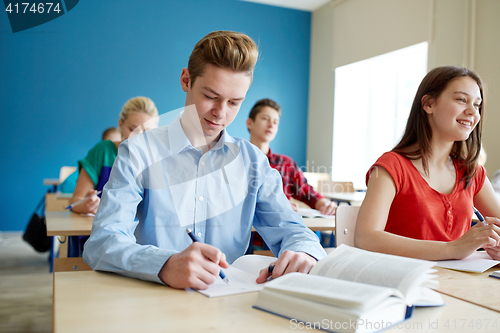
<box><xmin>45</xmin><ymin>211</ymin><xmax>93</xmax><ymax>237</ymax></box>
<box><xmin>250</xmin><ymin>217</ymin><xmax>334</xmax><ymax>233</ymax></box>
<box><xmin>45</xmin><ymin>193</ymin><xmax>70</xmax><ymax>212</ymax></box>
<box><xmin>322</xmin><ymin>191</ymin><xmax>366</xmax><ymax>205</ymax></box>
<box><xmin>44</xmin><ymin>211</ymin><xmax>332</xmax><ymax>258</ymax></box>
<box><xmin>45</xmin><ymin>211</ymin><xmax>93</xmax><ymax>258</ymax></box>
<box><xmin>434</xmin><ymin>266</ymin><xmax>500</xmax><ymax>312</ymax></box>
<box><xmin>302</xmin><ymin>217</ymin><xmax>335</xmax><ymax>231</ymax></box>
<box><xmin>53</xmin><ymin>270</ymin><xmax>500</xmax><ymax>333</ymax></box>
<box><xmin>43</xmin><ymin>178</ymin><xmax>61</xmax><ymax>186</ymax></box>
<box><xmin>45</xmin><ymin>213</ymin><xmax>333</xmax><ymax>237</ymax></box>
<box><xmin>44</xmin><ymin>178</ymin><xmax>61</xmax><ymax>192</ymax></box>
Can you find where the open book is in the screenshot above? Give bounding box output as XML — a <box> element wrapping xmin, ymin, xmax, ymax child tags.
<box><xmin>253</xmin><ymin>245</ymin><xmax>444</xmax><ymax>333</ymax></box>
<box><xmin>195</xmin><ymin>254</ymin><xmax>276</xmax><ymax>297</ymax></box>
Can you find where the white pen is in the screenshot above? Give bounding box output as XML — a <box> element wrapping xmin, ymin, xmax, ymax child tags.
<box><xmin>66</xmin><ymin>191</ymin><xmax>102</xmax><ymax>210</ymax></box>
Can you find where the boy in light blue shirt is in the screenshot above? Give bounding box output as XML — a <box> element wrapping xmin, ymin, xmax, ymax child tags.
<box><xmin>83</xmin><ymin>30</ymin><xmax>326</xmax><ymax>290</ymax></box>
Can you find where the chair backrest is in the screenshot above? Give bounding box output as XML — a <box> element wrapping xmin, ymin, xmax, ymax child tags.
<box><xmin>318</xmin><ymin>180</ymin><xmax>355</xmax><ymax>194</ymax></box>
<box><xmin>335</xmin><ymin>205</ymin><xmax>360</xmax><ymax>247</ymax></box>
<box><xmin>59</xmin><ymin>166</ymin><xmax>77</xmax><ymax>182</ymax></box>
<box><xmin>302</xmin><ymin>172</ymin><xmax>331</xmax><ymax>191</ymax></box>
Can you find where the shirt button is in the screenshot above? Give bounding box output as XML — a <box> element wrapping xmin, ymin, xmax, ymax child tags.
<box><xmin>201</xmin><ymin>161</ymin><xmax>205</xmax><ymax>166</ymax></box>
<box><xmin>199</xmin><ymin>196</ymin><xmax>204</xmax><ymax>201</ymax></box>
<box><xmin>197</xmin><ymin>232</ymin><xmax>202</xmax><ymax>238</ymax></box>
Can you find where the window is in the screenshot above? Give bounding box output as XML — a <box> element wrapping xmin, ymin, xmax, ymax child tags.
<box><xmin>331</xmin><ymin>42</ymin><xmax>428</xmax><ymax>189</ymax></box>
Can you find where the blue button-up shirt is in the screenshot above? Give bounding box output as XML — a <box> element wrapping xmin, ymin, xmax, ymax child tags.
<box><xmin>83</xmin><ymin>112</ymin><xmax>326</xmax><ymax>283</ymax></box>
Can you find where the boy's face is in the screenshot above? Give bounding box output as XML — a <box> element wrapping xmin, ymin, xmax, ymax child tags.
<box><xmin>247</xmin><ymin>106</ymin><xmax>280</xmax><ymax>144</ymax></box>
<box><xmin>181</xmin><ymin>64</ymin><xmax>251</xmax><ymax>143</ymax></box>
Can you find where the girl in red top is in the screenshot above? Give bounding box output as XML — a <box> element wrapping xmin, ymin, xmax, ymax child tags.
<box><xmin>355</xmin><ymin>66</ymin><xmax>500</xmax><ymax>260</ymax></box>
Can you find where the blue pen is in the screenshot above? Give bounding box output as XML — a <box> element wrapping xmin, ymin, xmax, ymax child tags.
<box><xmin>473</xmin><ymin>207</ymin><xmax>487</xmax><ymax>226</ymax></box>
<box><xmin>66</xmin><ymin>191</ymin><xmax>102</xmax><ymax>210</ymax></box>
<box><xmin>186</xmin><ymin>228</ymin><xmax>230</xmax><ymax>284</ymax></box>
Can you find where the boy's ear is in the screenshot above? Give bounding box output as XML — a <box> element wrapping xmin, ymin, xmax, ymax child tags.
<box><xmin>180</xmin><ymin>68</ymin><xmax>191</xmax><ymax>92</ymax></box>
<box><xmin>422</xmin><ymin>95</ymin><xmax>435</xmax><ymax>114</ymax></box>
<box><xmin>246</xmin><ymin>118</ymin><xmax>253</xmax><ymax>132</ymax></box>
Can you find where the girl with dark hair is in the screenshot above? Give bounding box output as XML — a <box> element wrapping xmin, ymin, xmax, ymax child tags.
<box><xmin>355</xmin><ymin>66</ymin><xmax>500</xmax><ymax>261</ymax></box>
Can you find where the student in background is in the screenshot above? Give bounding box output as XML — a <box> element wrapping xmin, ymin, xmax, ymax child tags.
<box><xmin>102</xmin><ymin>127</ymin><xmax>121</xmax><ymax>142</ymax></box>
<box><xmin>83</xmin><ymin>31</ymin><xmax>326</xmax><ymax>289</ymax></box>
<box><xmin>69</xmin><ymin>97</ymin><xmax>158</xmax><ymax>215</ymax></box>
<box><xmin>246</xmin><ymin>98</ymin><xmax>336</xmax><ymax>215</ymax></box>
<box><xmin>59</xmin><ymin>127</ymin><xmax>124</xmax><ymax>193</ymax></box>
<box><xmin>355</xmin><ymin>66</ymin><xmax>500</xmax><ymax>261</ymax></box>
<box><xmin>66</xmin><ymin>97</ymin><xmax>158</xmax><ymax>257</ymax></box>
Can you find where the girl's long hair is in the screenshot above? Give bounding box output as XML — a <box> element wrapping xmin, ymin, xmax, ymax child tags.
<box><xmin>393</xmin><ymin>66</ymin><xmax>484</xmax><ymax>188</ymax></box>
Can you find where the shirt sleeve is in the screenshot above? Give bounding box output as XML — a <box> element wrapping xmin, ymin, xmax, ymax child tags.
<box><xmin>366</xmin><ymin>152</ymin><xmax>405</xmax><ymax>195</ymax></box>
<box><xmin>82</xmin><ymin>140</ymin><xmax>173</xmax><ymax>284</ymax></box>
<box><xmin>252</xmin><ymin>161</ymin><xmax>327</xmax><ymax>261</ymax></box>
<box><xmin>78</xmin><ymin>140</ymin><xmax>115</xmax><ymax>187</ymax></box>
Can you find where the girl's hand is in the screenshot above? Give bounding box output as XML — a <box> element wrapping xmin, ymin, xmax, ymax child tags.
<box><xmin>447</xmin><ymin>219</ymin><xmax>500</xmax><ymax>259</ymax></box>
<box><xmin>81</xmin><ymin>189</ymin><xmax>100</xmax><ymax>215</ymax></box>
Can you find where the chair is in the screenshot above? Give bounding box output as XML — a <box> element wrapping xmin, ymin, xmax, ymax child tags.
<box><xmin>59</xmin><ymin>166</ymin><xmax>77</xmax><ymax>182</ymax></box>
<box><xmin>318</xmin><ymin>180</ymin><xmax>355</xmax><ymax>194</ymax></box>
<box><xmin>302</xmin><ymin>172</ymin><xmax>331</xmax><ymax>192</ymax></box>
<box><xmin>319</xmin><ymin>180</ymin><xmax>357</xmax><ymax>206</ymax></box>
<box><xmin>334</xmin><ymin>205</ymin><xmax>360</xmax><ymax>247</ymax></box>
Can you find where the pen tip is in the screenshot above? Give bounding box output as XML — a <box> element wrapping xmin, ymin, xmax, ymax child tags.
<box><xmin>186</xmin><ymin>228</ymin><xmax>192</xmax><ymax>233</ymax></box>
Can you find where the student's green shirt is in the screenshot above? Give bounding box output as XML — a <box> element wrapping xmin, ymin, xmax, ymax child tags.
<box><xmin>78</xmin><ymin>140</ymin><xmax>118</xmax><ymax>191</ymax></box>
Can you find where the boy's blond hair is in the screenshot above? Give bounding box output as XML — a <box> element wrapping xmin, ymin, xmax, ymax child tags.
<box><xmin>188</xmin><ymin>31</ymin><xmax>258</xmax><ymax>86</ymax></box>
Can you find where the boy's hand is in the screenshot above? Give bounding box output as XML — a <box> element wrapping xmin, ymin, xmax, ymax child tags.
<box><xmin>315</xmin><ymin>198</ymin><xmax>337</xmax><ymax>215</ymax></box>
<box><xmin>159</xmin><ymin>242</ymin><xmax>229</xmax><ymax>289</ymax></box>
<box><xmin>256</xmin><ymin>250</ymin><xmax>317</xmax><ymax>284</ymax></box>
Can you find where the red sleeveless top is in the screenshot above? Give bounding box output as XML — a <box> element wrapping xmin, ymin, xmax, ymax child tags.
<box><xmin>367</xmin><ymin>152</ymin><xmax>486</xmax><ymax>241</ymax></box>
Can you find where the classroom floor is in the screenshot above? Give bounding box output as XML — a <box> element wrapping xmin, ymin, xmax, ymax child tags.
<box><xmin>0</xmin><ymin>232</ymin><xmax>52</xmax><ymax>333</ymax></box>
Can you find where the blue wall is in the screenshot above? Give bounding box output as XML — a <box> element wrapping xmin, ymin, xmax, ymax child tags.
<box><xmin>0</xmin><ymin>0</ymin><xmax>311</xmax><ymax>231</ymax></box>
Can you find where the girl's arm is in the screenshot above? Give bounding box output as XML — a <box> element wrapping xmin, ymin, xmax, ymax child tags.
<box><xmin>473</xmin><ymin>177</ymin><xmax>500</xmax><ymax>259</ymax></box>
<box><xmin>70</xmin><ymin>168</ymin><xmax>100</xmax><ymax>214</ymax></box>
<box><xmin>354</xmin><ymin>167</ymin><xmax>499</xmax><ymax>260</ymax></box>
<box><xmin>473</xmin><ymin>177</ymin><xmax>500</xmax><ymax>217</ymax></box>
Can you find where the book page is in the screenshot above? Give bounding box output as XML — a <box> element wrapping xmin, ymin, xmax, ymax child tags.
<box><xmin>310</xmin><ymin>244</ymin><xmax>436</xmax><ymax>301</ymax></box>
<box><xmin>231</xmin><ymin>254</ymin><xmax>276</xmax><ymax>277</ymax></box>
<box><xmin>195</xmin><ymin>255</ymin><xmax>276</xmax><ymax>297</ymax></box>
<box><xmin>195</xmin><ymin>266</ymin><xmax>263</xmax><ymax>297</ymax></box>
<box><xmin>434</xmin><ymin>251</ymin><xmax>500</xmax><ymax>272</ymax></box>
<box><xmin>263</xmin><ymin>272</ymin><xmax>396</xmax><ymax>311</ymax></box>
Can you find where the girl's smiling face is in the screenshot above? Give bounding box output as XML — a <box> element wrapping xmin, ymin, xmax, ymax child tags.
<box><xmin>424</xmin><ymin>76</ymin><xmax>482</xmax><ymax>143</ymax></box>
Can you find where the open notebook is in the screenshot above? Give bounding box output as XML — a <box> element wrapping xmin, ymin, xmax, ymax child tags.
<box><xmin>194</xmin><ymin>254</ymin><xmax>276</xmax><ymax>297</ymax></box>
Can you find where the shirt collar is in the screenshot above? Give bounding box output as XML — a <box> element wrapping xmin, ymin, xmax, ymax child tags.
<box><xmin>168</xmin><ymin>111</ymin><xmax>192</xmax><ymax>155</ymax></box>
<box><xmin>168</xmin><ymin>109</ymin><xmax>236</xmax><ymax>154</ymax></box>
<box><xmin>212</xmin><ymin>128</ymin><xmax>236</xmax><ymax>151</ymax></box>
<box><xmin>267</xmin><ymin>147</ymin><xmax>274</xmax><ymax>159</ymax></box>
